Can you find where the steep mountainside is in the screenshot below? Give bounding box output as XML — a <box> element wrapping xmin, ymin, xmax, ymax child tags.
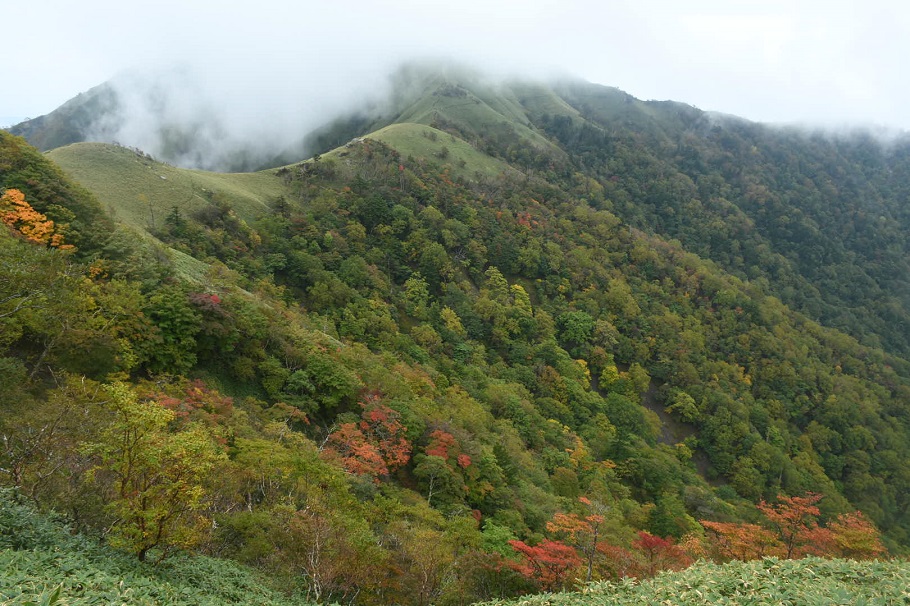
<box><xmin>2</xmin><ymin>64</ymin><xmax>910</xmax><ymax>604</ymax></box>
<box><xmin>6</xmin><ymin>83</ymin><xmax>119</xmax><ymax>152</ymax></box>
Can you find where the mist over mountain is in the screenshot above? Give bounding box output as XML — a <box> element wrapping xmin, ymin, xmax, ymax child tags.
<box><xmin>11</xmin><ymin>61</ymin><xmax>543</xmax><ymax>171</ymax></box>
<box><xmin>9</xmin><ymin>62</ymin><xmax>401</xmax><ymax>171</ymax></box>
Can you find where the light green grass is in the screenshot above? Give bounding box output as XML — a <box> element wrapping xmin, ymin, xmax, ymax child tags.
<box><xmin>47</xmin><ymin>142</ymin><xmax>294</xmax><ymax>283</ymax></box>
<box><xmin>481</xmin><ymin>557</ymin><xmax>910</xmax><ymax>606</ymax></box>
<box><xmin>47</xmin><ymin>143</ymin><xmax>289</xmax><ymax>231</ymax></box>
<box><xmin>381</xmin><ymin>70</ymin><xmax>563</xmax><ymax>160</ymax></box>
<box><xmin>368</xmin><ymin>123</ymin><xmax>515</xmax><ymax>180</ymax></box>
<box><xmin>0</xmin><ymin>489</ymin><xmax>310</xmax><ymax>606</ymax></box>
<box><xmin>510</xmin><ymin>81</ymin><xmax>587</xmax><ymax>126</ymax></box>
<box><xmin>395</xmin><ymin>87</ymin><xmax>559</xmax><ymax>153</ymax></box>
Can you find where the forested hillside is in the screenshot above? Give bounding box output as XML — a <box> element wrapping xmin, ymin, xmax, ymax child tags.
<box><xmin>3</xmin><ymin>67</ymin><xmax>910</xmax><ymax>604</ymax></box>
<box><xmin>16</xmin><ymin>66</ymin><xmax>910</xmax><ymax>358</ymax></box>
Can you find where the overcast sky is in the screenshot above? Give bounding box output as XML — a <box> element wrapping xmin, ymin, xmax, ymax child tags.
<box><xmin>2</xmin><ymin>0</ymin><xmax>908</xmax><ymax>131</ymax></box>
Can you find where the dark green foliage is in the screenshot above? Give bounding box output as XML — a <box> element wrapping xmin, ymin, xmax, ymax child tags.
<box><xmin>0</xmin><ymin>131</ymin><xmax>114</xmax><ymax>255</ymax></box>
<box><xmin>258</xmin><ymin>138</ymin><xmax>910</xmax><ymax>549</ymax></box>
<box><xmin>141</xmin><ymin>284</ymin><xmax>202</xmax><ymax>375</ymax></box>
<box><xmin>539</xmin><ymin>83</ymin><xmax>910</xmax><ymax>360</ymax></box>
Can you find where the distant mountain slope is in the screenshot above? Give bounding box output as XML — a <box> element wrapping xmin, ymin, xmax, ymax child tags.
<box><xmin>9</xmin><ymin>71</ymin><xmax>300</xmax><ymax>172</ymax></box>
<box><xmin>20</xmin><ymin>63</ymin><xmax>910</xmax><ymax>359</ymax></box>
<box><xmin>531</xmin><ymin>81</ymin><xmax>910</xmax><ymax>356</ymax></box>
<box><xmin>47</xmin><ymin>142</ymin><xmax>286</xmax><ymax>228</ymax></box>
<box><xmin>6</xmin><ymin>83</ymin><xmax>119</xmax><ymax>152</ymax></box>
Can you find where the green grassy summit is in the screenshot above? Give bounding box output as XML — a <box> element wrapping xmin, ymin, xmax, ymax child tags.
<box><xmin>368</xmin><ymin>123</ymin><xmax>515</xmax><ymax>179</ymax></box>
<box><xmin>47</xmin><ymin>142</ymin><xmax>286</xmax><ymax>229</ymax></box>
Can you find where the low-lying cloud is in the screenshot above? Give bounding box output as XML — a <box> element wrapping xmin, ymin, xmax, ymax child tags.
<box><xmin>7</xmin><ymin>0</ymin><xmax>910</xmax><ymax>169</ymax></box>
<box><xmin>85</xmin><ymin>62</ymin><xmax>396</xmax><ymax>170</ymax></box>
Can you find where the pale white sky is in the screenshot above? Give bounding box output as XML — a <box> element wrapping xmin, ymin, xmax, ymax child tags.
<box><xmin>2</xmin><ymin>0</ymin><xmax>908</xmax><ymax>130</ymax></box>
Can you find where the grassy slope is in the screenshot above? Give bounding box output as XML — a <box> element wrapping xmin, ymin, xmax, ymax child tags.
<box><xmin>392</xmin><ymin>79</ymin><xmax>562</xmax><ymax>155</ymax></box>
<box><xmin>47</xmin><ymin>143</ymin><xmax>287</xmax><ymax>229</ymax></box>
<box><xmin>41</xmin><ymin>73</ymin><xmax>574</xmax><ymax>233</ymax></box>
<box><xmin>48</xmin><ymin>124</ymin><xmax>514</xmax><ymax>225</ymax></box>
<box><xmin>367</xmin><ymin>123</ymin><xmax>516</xmax><ymax>179</ymax></box>
<box><xmin>483</xmin><ymin>558</ymin><xmax>910</xmax><ymax>606</ymax></box>
<box><xmin>47</xmin><ymin>142</ymin><xmax>293</xmax><ymax>281</ymax></box>
<box><xmin>510</xmin><ymin>81</ymin><xmax>587</xmax><ymax>125</ymax></box>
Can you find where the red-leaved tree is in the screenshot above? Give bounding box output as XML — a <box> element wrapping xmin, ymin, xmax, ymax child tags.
<box><xmin>630</xmin><ymin>531</ymin><xmax>691</xmax><ymax>577</ymax></box>
<box><xmin>323</xmin><ymin>394</ymin><xmax>411</xmax><ymax>480</ymax></box>
<box><xmin>507</xmin><ymin>539</ymin><xmax>582</xmax><ymax>591</ymax></box>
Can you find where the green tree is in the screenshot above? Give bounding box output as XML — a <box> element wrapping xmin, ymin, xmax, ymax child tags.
<box><xmin>141</xmin><ymin>285</ymin><xmax>201</xmax><ymax>375</ymax></box>
<box><xmin>404</xmin><ymin>272</ymin><xmax>431</xmax><ymax>319</ymax></box>
<box><xmin>83</xmin><ymin>383</ymin><xmax>225</xmax><ymax>561</ymax></box>
<box><xmin>558</xmin><ymin>310</ymin><xmax>594</xmax><ymax>357</ymax></box>
<box><xmin>664</xmin><ymin>389</ymin><xmax>700</xmax><ymax>423</ymax></box>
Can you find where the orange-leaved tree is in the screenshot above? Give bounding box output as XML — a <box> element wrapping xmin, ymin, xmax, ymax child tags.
<box><xmin>0</xmin><ymin>188</ymin><xmax>70</xmax><ymax>248</ymax></box>
<box><xmin>700</xmin><ymin>520</ymin><xmax>782</xmax><ymax>561</ymax></box>
<box><xmin>825</xmin><ymin>511</ymin><xmax>887</xmax><ymax>559</ymax></box>
<box><xmin>700</xmin><ymin>492</ymin><xmax>886</xmax><ymax>562</ymax></box>
<box><xmin>545</xmin><ymin>496</ymin><xmax>607</xmax><ymax>582</ymax></box>
<box><xmin>757</xmin><ymin>492</ymin><xmax>824</xmax><ymax>558</ymax></box>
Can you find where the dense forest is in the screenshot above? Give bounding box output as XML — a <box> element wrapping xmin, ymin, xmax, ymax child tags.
<box><xmin>3</xmin><ymin>69</ymin><xmax>910</xmax><ymax>604</ymax></box>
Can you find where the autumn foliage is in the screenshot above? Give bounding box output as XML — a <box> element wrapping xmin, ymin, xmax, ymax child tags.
<box><xmin>507</xmin><ymin>491</ymin><xmax>886</xmax><ymax>592</ymax></box>
<box><xmin>1</xmin><ymin>188</ymin><xmax>70</xmax><ymax>248</ymax></box>
<box><xmin>323</xmin><ymin>394</ymin><xmax>411</xmax><ymax>479</ymax></box>
<box><xmin>700</xmin><ymin>521</ymin><xmax>781</xmax><ymax>561</ymax></box>
<box><xmin>425</xmin><ymin>428</ymin><xmax>472</xmax><ymax>468</ymax></box>
<box><xmin>631</xmin><ymin>531</ymin><xmax>692</xmax><ymax>577</ymax></box>
<box><xmin>701</xmin><ymin>493</ymin><xmax>885</xmax><ymax>562</ymax></box>
<box><xmin>151</xmin><ymin>378</ymin><xmax>235</xmax><ymax>428</ymax></box>
<box><xmin>825</xmin><ymin>511</ymin><xmax>888</xmax><ymax>559</ymax></box>
<box><xmin>545</xmin><ymin>497</ymin><xmax>606</xmax><ymax>582</ymax></box>
<box><xmin>508</xmin><ymin>496</ymin><xmax>694</xmax><ymax>589</ymax></box>
<box><xmin>507</xmin><ymin>539</ymin><xmax>582</xmax><ymax>591</ymax></box>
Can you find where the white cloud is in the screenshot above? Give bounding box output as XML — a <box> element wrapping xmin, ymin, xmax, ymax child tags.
<box><xmin>3</xmin><ymin>0</ymin><xmax>908</xmax><ymax>135</ymax></box>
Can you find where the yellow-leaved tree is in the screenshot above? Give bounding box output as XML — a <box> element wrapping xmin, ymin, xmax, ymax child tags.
<box><xmin>83</xmin><ymin>383</ymin><xmax>225</xmax><ymax>561</ymax></box>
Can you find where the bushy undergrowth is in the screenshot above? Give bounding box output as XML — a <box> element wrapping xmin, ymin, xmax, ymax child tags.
<box><xmin>481</xmin><ymin>557</ymin><xmax>910</xmax><ymax>606</ymax></box>
<box><xmin>0</xmin><ymin>489</ymin><xmax>306</xmax><ymax>605</ymax></box>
